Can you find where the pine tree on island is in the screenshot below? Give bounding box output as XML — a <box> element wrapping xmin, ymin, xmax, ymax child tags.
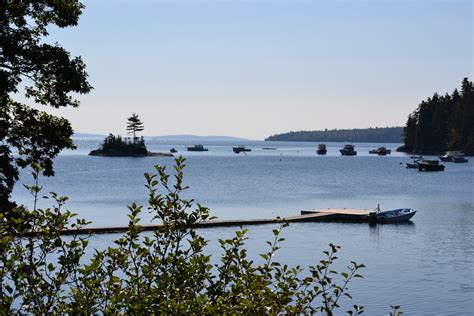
<box><xmin>89</xmin><ymin>114</ymin><xmax>171</xmax><ymax>157</ymax></box>
<box><xmin>126</xmin><ymin>113</ymin><xmax>145</xmax><ymax>144</ymax></box>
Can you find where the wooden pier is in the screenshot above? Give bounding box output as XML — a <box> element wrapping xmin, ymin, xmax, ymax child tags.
<box><xmin>34</xmin><ymin>208</ymin><xmax>373</xmax><ymax>236</ymax></box>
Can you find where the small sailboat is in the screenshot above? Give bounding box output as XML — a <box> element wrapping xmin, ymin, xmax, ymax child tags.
<box><xmin>406</xmin><ymin>145</ymin><xmax>422</xmax><ymax>168</ymax></box>
<box><xmin>406</xmin><ymin>162</ymin><xmax>419</xmax><ymax>169</ymax></box>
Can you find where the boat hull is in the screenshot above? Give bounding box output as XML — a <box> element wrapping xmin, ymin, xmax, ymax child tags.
<box><xmin>233</xmin><ymin>147</ymin><xmax>251</xmax><ymax>153</ymax></box>
<box><xmin>375</xmin><ymin>208</ymin><xmax>417</xmax><ymax>223</ymax></box>
<box><xmin>418</xmin><ymin>163</ymin><xmax>445</xmax><ymax>171</ymax></box>
<box><xmin>340</xmin><ymin>150</ymin><xmax>357</xmax><ymax>156</ymax></box>
<box><xmin>370</xmin><ymin>148</ymin><xmax>391</xmax><ymax>155</ymax></box>
<box><xmin>316</xmin><ymin>149</ymin><xmax>327</xmax><ymax>155</ymax></box>
<box><xmin>187</xmin><ymin>148</ymin><xmax>208</xmax><ymax>152</ymax></box>
<box><xmin>453</xmin><ymin>157</ymin><xmax>468</xmax><ymax>163</ymax></box>
<box><xmin>439</xmin><ymin>156</ymin><xmax>453</xmax><ymax>162</ymax></box>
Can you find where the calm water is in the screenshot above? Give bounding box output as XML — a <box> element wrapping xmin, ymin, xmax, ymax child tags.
<box><xmin>12</xmin><ymin>140</ymin><xmax>474</xmax><ymax>315</ymax></box>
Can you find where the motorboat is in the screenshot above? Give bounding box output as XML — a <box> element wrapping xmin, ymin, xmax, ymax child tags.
<box><xmin>369</xmin><ymin>147</ymin><xmax>391</xmax><ymax>155</ymax></box>
<box><xmin>187</xmin><ymin>145</ymin><xmax>208</xmax><ymax>152</ymax></box>
<box><xmin>170</xmin><ymin>147</ymin><xmax>178</xmax><ymax>153</ymax></box>
<box><xmin>417</xmin><ymin>160</ymin><xmax>445</xmax><ymax>171</ymax></box>
<box><xmin>439</xmin><ymin>154</ymin><xmax>453</xmax><ymax>162</ymax></box>
<box><xmin>440</xmin><ymin>151</ymin><xmax>468</xmax><ymax>163</ymax></box>
<box><xmin>316</xmin><ymin>144</ymin><xmax>327</xmax><ymax>155</ymax></box>
<box><xmin>340</xmin><ymin>144</ymin><xmax>357</xmax><ymax>156</ymax></box>
<box><xmin>453</xmin><ymin>156</ymin><xmax>468</xmax><ymax>163</ymax></box>
<box><xmin>233</xmin><ymin>146</ymin><xmax>251</xmax><ymax>154</ymax></box>
<box><xmin>370</xmin><ymin>208</ymin><xmax>417</xmax><ymax>223</ymax></box>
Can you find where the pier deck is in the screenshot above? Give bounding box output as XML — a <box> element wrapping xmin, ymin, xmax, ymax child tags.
<box><xmin>23</xmin><ymin>209</ymin><xmax>372</xmax><ymax>236</ymax></box>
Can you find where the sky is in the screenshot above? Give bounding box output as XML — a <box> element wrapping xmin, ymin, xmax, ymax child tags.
<box><xmin>41</xmin><ymin>0</ymin><xmax>473</xmax><ymax>139</ymax></box>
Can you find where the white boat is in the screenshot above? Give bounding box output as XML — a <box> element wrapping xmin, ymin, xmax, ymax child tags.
<box><xmin>370</xmin><ymin>208</ymin><xmax>417</xmax><ymax>223</ymax></box>
<box><xmin>440</xmin><ymin>151</ymin><xmax>468</xmax><ymax>163</ymax></box>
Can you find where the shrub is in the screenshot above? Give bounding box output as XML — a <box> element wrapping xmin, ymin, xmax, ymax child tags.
<box><xmin>0</xmin><ymin>157</ymin><xmax>375</xmax><ymax>314</ymax></box>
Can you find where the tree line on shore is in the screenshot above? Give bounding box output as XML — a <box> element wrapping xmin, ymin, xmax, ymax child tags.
<box><xmin>398</xmin><ymin>78</ymin><xmax>473</xmax><ymax>155</ymax></box>
<box><xmin>266</xmin><ymin>127</ymin><xmax>403</xmax><ymax>143</ymax></box>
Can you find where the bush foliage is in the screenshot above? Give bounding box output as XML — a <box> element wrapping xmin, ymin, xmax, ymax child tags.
<box><xmin>0</xmin><ymin>157</ymin><xmax>390</xmax><ymax>315</ymax></box>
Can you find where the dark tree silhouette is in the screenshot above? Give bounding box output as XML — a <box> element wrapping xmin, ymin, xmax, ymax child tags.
<box><xmin>398</xmin><ymin>78</ymin><xmax>474</xmax><ymax>155</ymax></box>
<box><xmin>126</xmin><ymin>113</ymin><xmax>144</xmax><ymax>143</ymax></box>
<box><xmin>0</xmin><ymin>1</ymin><xmax>92</xmax><ymax>212</ymax></box>
<box><xmin>89</xmin><ymin>115</ymin><xmax>148</xmax><ymax>157</ymax></box>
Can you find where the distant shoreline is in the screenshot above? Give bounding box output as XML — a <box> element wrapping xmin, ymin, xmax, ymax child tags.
<box><xmin>74</xmin><ymin>133</ymin><xmax>248</xmax><ymax>142</ymax></box>
<box><xmin>266</xmin><ymin>127</ymin><xmax>403</xmax><ymax>143</ymax></box>
<box><xmin>88</xmin><ymin>150</ymin><xmax>173</xmax><ymax>157</ymax></box>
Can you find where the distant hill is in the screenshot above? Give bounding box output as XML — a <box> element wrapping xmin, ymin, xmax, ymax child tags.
<box><xmin>146</xmin><ymin>135</ymin><xmax>248</xmax><ymax>141</ymax></box>
<box><xmin>266</xmin><ymin>127</ymin><xmax>403</xmax><ymax>143</ymax></box>
<box><xmin>73</xmin><ymin>132</ymin><xmax>105</xmax><ymax>139</ymax></box>
<box><xmin>73</xmin><ymin>133</ymin><xmax>248</xmax><ymax>142</ymax></box>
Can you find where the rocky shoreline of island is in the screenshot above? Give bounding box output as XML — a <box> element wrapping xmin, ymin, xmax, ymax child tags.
<box><xmin>88</xmin><ymin>149</ymin><xmax>173</xmax><ymax>157</ymax></box>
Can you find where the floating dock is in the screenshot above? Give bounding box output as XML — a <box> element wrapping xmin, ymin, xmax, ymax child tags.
<box><xmin>17</xmin><ymin>208</ymin><xmax>373</xmax><ymax>236</ymax></box>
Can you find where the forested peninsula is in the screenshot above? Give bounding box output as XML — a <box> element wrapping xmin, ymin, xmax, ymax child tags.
<box><xmin>265</xmin><ymin>127</ymin><xmax>403</xmax><ymax>143</ymax></box>
<box><xmin>397</xmin><ymin>78</ymin><xmax>473</xmax><ymax>155</ymax></box>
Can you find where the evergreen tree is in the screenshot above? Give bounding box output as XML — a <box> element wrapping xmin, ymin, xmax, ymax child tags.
<box><xmin>0</xmin><ymin>1</ymin><xmax>92</xmax><ymax>212</ymax></box>
<box><xmin>126</xmin><ymin>113</ymin><xmax>144</xmax><ymax>143</ymax></box>
<box><xmin>399</xmin><ymin>78</ymin><xmax>474</xmax><ymax>155</ymax></box>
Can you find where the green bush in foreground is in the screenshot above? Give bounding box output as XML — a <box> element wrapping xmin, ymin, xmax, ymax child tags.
<box><xmin>0</xmin><ymin>157</ymin><xmax>402</xmax><ymax>315</ymax></box>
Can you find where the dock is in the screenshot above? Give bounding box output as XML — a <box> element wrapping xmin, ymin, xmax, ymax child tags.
<box><xmin>301</xmin><ymin>208</ymin><xmax>371</xmax><ymax>222</ymax></box>
<box><xmin>22</xmin><ymin>209</ymin><xmax>373</xmax><ymax>236</ymax></box>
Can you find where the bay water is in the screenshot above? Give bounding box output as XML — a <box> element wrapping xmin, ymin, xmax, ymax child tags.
<box><xmin>12</xmin><ymin>139</ymin><xmax>474</xmax><ymax>315</ymax></box>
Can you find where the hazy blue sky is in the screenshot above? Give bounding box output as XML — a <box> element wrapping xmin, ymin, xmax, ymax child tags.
<box><xmin>45</xmin><ymin>0</ymin><xmax>472</xmax><ymax>139</ymax></box>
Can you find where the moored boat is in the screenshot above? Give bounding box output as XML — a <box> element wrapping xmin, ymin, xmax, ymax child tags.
<box><xmin>340</xmin><ymin>144</ymin><xmax>357</xmax><ymax>156</ymax></box>
<box><xmin>453</xmin><ymin>156</ymin><xmax>468</xmax><ymax>163</ymax></box>
<box><xmin>170</xmin><ymin>147</ymin><xmax>178</xmax><ymax>153</ymax></box>
<box><xmin>440</xmin><ymin>151</ymin><xmax>468</xmax><ymax>163</ymax></box>
<box><xmin>233</xmin><ymin>146</ymin><xmax>251</xmax><ymax>154</ymax></box>
<box><xmin>187</xmin><ymin>145</ymin><xmax>208</xmax><ymax>152</ymax></box>
<box><xmin>439</xmin><ymin>154</ymin><xmax>453</xmax><ymax>162</ymax></box>
<box><xmin>417</xmin><ymin>160</ymin><xmax>445</xmax><ymax>171</ymax></box>
<box><xmin>369</xmin><ymin>147</ymin><xmax>391</xmax><ymax>155</ymax></box>
<box><xmin>370</xmin><ymin>208</ymin><xmax>417</xmax><ymax>223</ymax></box>
<box><xmin>316</xmin><ymin>144</ymin><xmax>327</xmax><ymax>155</ymax></box>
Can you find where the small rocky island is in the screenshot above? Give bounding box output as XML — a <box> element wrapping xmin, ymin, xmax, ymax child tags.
<box><xmin>89</xmin><ymin>114</ymin><xmax>172</xmax><ymax>157</ymax></box>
